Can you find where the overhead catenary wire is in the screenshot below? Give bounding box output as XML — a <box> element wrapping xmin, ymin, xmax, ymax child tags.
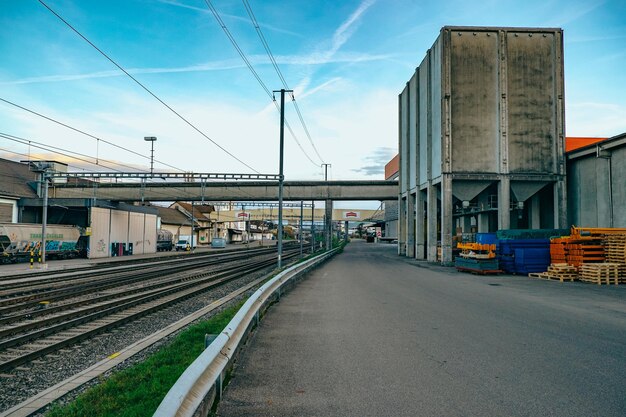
<box><xmin>0</xmin><ymin>133</ymin><xmax>127</xmax><ymax>173</ymax></box>
<box><xmin>0</xmin><ymin>146</ymin><xmax>87</xmax><ymax>173</ymax></box>
<box><xmin>0</xmin><ymin>132</ymin><xmax>146</xmax><ymax>172</ymax></box>
<box><xmin>242</xmin><ymin>0</ymin><xmax>325</xmax><ymax>164</ymax></box>
<box><xmin>37</xmin><ymin>0</ymin><xmax>259</xmax><ymax>174</ymax></box>
<box><xmin>0</xmin><ymin>97</ymin><xmax>185</xmax><ymax>173</ymax></box>
<box><xmin>204</xmin><ymin>0</ymin><xmax>319</xmax><ymax>167</ymax></box>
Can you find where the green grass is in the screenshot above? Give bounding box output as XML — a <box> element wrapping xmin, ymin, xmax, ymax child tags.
<box><xmin>47</xmin><ymin>303</ymin><xmax>243</xmax><ymax>417</ymax></box>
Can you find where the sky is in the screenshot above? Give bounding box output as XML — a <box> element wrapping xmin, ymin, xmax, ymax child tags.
<box><xmin>1</xmin><ymin>0</ymin><xmax>625</xmax><ymax>183</ymax></box>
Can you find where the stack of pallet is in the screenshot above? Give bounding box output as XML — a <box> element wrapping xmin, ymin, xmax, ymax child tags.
<box><xmin>605</xmin><ymin>234</ymin><xmax>626</xmax><ymax>281</ymax></box>
<box><xmin>566</xmin><ymin>239</ymin><xmax>605</xmax><ymax>268</ymax></box>
<box><xmin>549</xmin><ymin>238</ymin><xmax>568</xmax><ymax>264</ymax></box>
<box><xmin>579</xmin><ymin>263</ymin><xmax>621</xmax><ymax>285</ymax></box>
<box><xmin>529</xmin><ymin>263</ymin><xmax>578</xmax><ymax>282</ymax></box>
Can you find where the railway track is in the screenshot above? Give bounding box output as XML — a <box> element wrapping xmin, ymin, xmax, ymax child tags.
<box><xmin>0</xmin><ymin>245</ymin><xmax>304</xmax><ymax>373</ymax></box>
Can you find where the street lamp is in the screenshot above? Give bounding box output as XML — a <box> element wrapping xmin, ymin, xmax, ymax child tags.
<box><xmin>144</xmin><ymin>136</ymin><xmax>157</xmax><ymax>175</ymax></box>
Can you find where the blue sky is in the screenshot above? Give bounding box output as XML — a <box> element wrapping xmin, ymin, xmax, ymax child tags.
<box><xmin>1</xmin><ymin>0</ymin><xmax>625</xmax><ymax>181</ymax></box>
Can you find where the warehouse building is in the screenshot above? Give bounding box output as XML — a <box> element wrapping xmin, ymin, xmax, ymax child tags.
<box><xmin>567</xmin><ymin>132</ymin><xmax>626</xmax><ymax>228</ymax></box>
<box><xmin>0</xmin><ymin>158</ymin><xmax>158</xmax><ymax>258</ymax></box>
<box><xmin>398</xmin><ymin>26</ymin><xmax>567</xmax><ymax>263</ymax></box>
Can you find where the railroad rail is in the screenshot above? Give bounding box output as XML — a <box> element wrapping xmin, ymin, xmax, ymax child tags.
<box><xmin>0</xmin><ymin>245</ymin><xmax>304</xmax><ymax>373</ymax></box>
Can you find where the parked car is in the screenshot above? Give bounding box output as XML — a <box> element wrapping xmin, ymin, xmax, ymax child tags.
<box><xmin>175</xmin><ymin>239</ymin><xmax>191</xmax><ymax>251</ymax></box>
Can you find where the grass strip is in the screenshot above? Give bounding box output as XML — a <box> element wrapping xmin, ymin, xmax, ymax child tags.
<box><xmin>47</xmin><ymin>302</ymin><xmax>244</xmax><ymax>417</ymax></box>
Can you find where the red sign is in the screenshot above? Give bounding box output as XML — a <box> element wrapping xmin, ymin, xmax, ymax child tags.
<box><xmin>345</xmin><ymin>212</ymin><xmax>358</xmax><ymax>217</ymax></box>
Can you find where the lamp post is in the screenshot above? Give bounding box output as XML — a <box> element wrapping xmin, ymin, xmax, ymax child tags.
<box><xmin>144</xmin><ymin>136</ymin><xmax>157</xmax><ymax>175</ymax></box>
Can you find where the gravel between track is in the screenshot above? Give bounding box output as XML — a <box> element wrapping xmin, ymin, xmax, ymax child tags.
<box><xmin>0</xmin><ymin>266</ymin><xmax>272</xmax><ymax>415</ymax></box>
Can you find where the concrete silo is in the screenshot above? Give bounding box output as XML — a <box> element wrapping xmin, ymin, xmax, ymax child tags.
<box><xmin>398</xmin><ymin>26</ymin><xmax>567</xmax><ymax>263</ymax></box>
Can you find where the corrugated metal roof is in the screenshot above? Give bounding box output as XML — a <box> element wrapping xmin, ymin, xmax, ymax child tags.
<box><xmin>384</xmin><ymin>154</ymin><xmax>399</xmax><ymax>180</ymax></box>
<box><xmin>175</xmin><ymin>202</ymin><xmax>215</xmax><ymax>214</ymax></box>
<box><xmin>565</xmin><ymin>137</ymin><xmax>607</xmax><ymax>153</ymax></box>
<box><xmin>0</xmin><ymin>158</ymin><xmax>39</xmax><ymax>199</ymax></box>
<box><xmin>154</xmin><ymin>206</ymin><xmax>195</xmax><ymax>226</ymax></box>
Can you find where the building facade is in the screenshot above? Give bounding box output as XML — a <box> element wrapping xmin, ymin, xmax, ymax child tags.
<box><xmin>567</xmin><ymin>133</ymin><xmax>626</xmax><ymax>228</ymax></box>
<box><xmin>398</xmin><ymin>26</ymin><xmax>567</xmax><ymax>263</ymax></box>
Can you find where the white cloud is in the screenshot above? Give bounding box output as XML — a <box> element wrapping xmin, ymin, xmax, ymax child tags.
<box><xmin>0</xmin><ymin>84</ymin><xmax>399</xmax><ymax>181</ymax></box>
<box><xmin>0</xmin><ymin>52</ymin><xmax>390</xmax><ymax>86</ymax></box>
<box><xmin>567</xmin><ymin>102</ymin><xmax>626</xmax><ymax>137</ymax></box>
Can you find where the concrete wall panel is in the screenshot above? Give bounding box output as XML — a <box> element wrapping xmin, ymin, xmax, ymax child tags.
<box><xmin>409</xmin><ymin>73</ymin><xmax>418</xmax><ymax>189</ymax></box>
<box><xmin>450</xmin><ymin>31</ymin><xmax>499</xmax><ymax>173</ymax></box>
<box><xmin>109</xmin><ymin>210</ymin><xmax>129</xmax><ymax>244</ymax></box>
<box><xmin>399</xmin><ymin>87</ymin><xmax>409</xmax><ymax>193</ymax></box>
<box><xmin>89</xmin><ymin>207</ymin><xmax>111</xmax><ymax>258</ymax></box>
<box><xmin>419</xmin><ymin>56</ymin><xmax>429</xmax><ymax>185</ymax></box>
<box><xmin>611</xmin><ymin>147</ymin><xmax>626</xmax><ymax>227</ymax></box>
<box><xmin>430</xmin><ymin>38</ymin><xmax>442</xmax><ymax>179</ymax></box>
<box><xmin>143</xmin><ymin>214</ymin><xmax>157</xmax><ymax>254</ymax></box>
<box><xmin>507</xmin><ymin>32</ymin><xmax>557</xmax><ymax>173</ymax></box>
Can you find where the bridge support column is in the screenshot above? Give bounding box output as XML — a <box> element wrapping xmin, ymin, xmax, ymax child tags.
<box><xmin>427</xmin><ymin>182</ymin><xmax>438</xmax><ymax>262</ymax></box>
<box><xmin>441</xmin><ymin>174</ymin><xmax>453</xmax><ymax>265</ymax></box>
<box><xmin>416</xmin><ymin>189</ymin><xmax>426</xmax><ymax>259</ymax></box>
<box><xmin>398</xmin><ymin>195</ymin><xmax>406</xmax><ymax>256</ymax></box>
<box><xmin>406</xmin><ymin>193</ymin><xmax>416</xmax><ymax>258</ymax></box>
<box><xmin>325</xmin><ymin>199</ymin><xmax>333</xmax><ymax>250</ymax></box>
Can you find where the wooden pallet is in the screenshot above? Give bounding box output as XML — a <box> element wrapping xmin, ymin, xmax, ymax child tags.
<box><xmin>456</xmin><ymin>267</ymin><xmax>502</xmax><ymax>275</ymax></box>
<box><xmin>531</xmin><ymin>263</ymin><xmax>580</xmax><ymax>282</ymax></box>
<box><xmin>527</xmin><ymin>272</ymin><xmax>577</xmax><ymax>282</ymax></box>
<box><xmin>579</xmin><ymin>263</ymin><xmax>621</xmax><ymax>285</ymax></box>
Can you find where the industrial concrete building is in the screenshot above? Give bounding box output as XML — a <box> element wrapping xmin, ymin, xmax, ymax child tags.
<box><xmin>384</xmin><ymin>155</ymin><xmax>399</xmax><ymax>239</ymax></box>
<box><xmin>567</xmin><ymin>132</ymin><xmax>626</xmax><ymax>228</ymax></box>
<box><xmin>398</xmin><ymin>26</ymin><xmax>567</xmax><ymax>263</ymax></box>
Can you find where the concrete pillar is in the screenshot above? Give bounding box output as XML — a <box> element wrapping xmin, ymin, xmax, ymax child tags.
<box><xmin>398</xmin><ymin>196</ymin><xmax>406</xmax><ymax>255</ymax></box>
<box><xmin>554</xmin><ymin>179</ymin><xmax>568</xmax><ymax>229</ymax></box>
<box><xmin>406</xmin><ymin>194</ymin><xmax>416</xmax><ymax>257</ymax></box>
<box><xmin>531</xmin><ymin>193</ymin><xmax>541</xmax><ymax>229</ymax></box>
<box><xmin>477</xmin><ymin>192</ymin><xmax>490</xmax><ymax>232</ymax></box>
<box><xmin>427</xmin><ymin>183</ymin><xmax>438</xmax><ymax>261</ymax></box>
<box><xmin>325</xmin><ymin>199</ymin><xmax>333</xmax><ymax>250</ymax></box>
<box><xmin>441</xmin><ymin>174</ymin><xmax>453</xmax><ymax>264</ymax></box>
<box><xmin>463</xmin><ymin>215</ymin><xmax>472</xmax><ymax>233</ymax></box>
<box><xmin>498</xmin><ymin>176</ymin><xmax>511</xmax><ymax>230</ymax></box>
<box><xmin>416</xmin><ymin>190</ymin><xmax>426</xmax><ymax>259</ymax></box>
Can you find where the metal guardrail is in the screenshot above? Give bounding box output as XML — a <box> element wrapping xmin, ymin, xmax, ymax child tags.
<box><xmin>153</xmin><ymin>248</ymin><xmax>340</xmax><ymax>417</ymax></box>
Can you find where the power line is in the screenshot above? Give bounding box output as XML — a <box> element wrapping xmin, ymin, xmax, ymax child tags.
<box><xmin>0</xmin><ymin>132</ymin><xmax>143</xmax><ymax>172</ymax></box>
<box><xmin>0</xmin><ymin>97</ymin><xmax>184</xmax><ymax>172</ymax></box>
<box><xmin>0</xmin><ymin>146</ymin><xmax>87</xmax><ymax>173</ymax></box>
<box><xmin>242</xmin><ymin>0</ymin><xmax>325</xmax><ymax>164</ymax></box>
<box><xmin>37</xmin><ymin>0</ymin><xmax>259</xmax><ymax>174</ymax></box>
<box><xmin>204</xmin><ymin>0</ymin><xmax>319</xmax><ymax>167</ymax></box>
<box><xmin>0</xmin><ymin>132</ymin><xmax>129</xmax><ymax>173</ymax></box>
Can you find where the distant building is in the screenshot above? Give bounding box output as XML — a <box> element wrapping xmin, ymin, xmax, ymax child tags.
<box><xmin>0</xmin><ymin>158</ymin><xmax>38</xmax><ymax>222</ymax></box>
<box><xmin>383</xmin><ymin>155</ymin><xmax>399</xmax><ymax>239</ymax></box>
<box><xmin>567</xmin><ymin>132</ymin><xmax>626</xmax><ymax>227</ymax></box>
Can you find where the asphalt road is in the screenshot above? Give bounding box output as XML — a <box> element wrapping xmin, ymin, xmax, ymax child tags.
<box><xmin>217</xmin><ymin>240</ymin><xmax>626</xmax><ymax>417</ymax></box>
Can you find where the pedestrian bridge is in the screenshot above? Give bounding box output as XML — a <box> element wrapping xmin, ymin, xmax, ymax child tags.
<box><xmin>48</xmin><ymin>180</ymin><xmax>398</xmax><ymax>202</ymax></box>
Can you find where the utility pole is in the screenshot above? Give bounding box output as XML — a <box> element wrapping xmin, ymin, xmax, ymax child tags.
<box><xmin>273</xmin><ymin>88</ymin><xmax>292</xmax><ymax>268</ymax></box>
<box><xmin>191</xmin><ymin>200</ymin><xmax>194</xmax><ymax>252</ymax></box>
<box><xmin>40</xmin><ymin>169</ymin><xmax>49</xmax><ymax>268</ymax></box>
<box><xmin>321</xmin><ymin>163</ymin><xmax>331</xmax><ymax>181</ymax></box>
<box><xmin>311</xmin><ymin>200</ymin><xmax>315</xmax><ymax>253</ymax></box>
<box><xmin>299</xmin><ymin>200</ymin><xmax>303</xmax><ymax>257</ymax></box>
<box><xmin>321</xmin><ymin>164</ymin><xmax>331</xmax><ymax>251</ymax></box>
